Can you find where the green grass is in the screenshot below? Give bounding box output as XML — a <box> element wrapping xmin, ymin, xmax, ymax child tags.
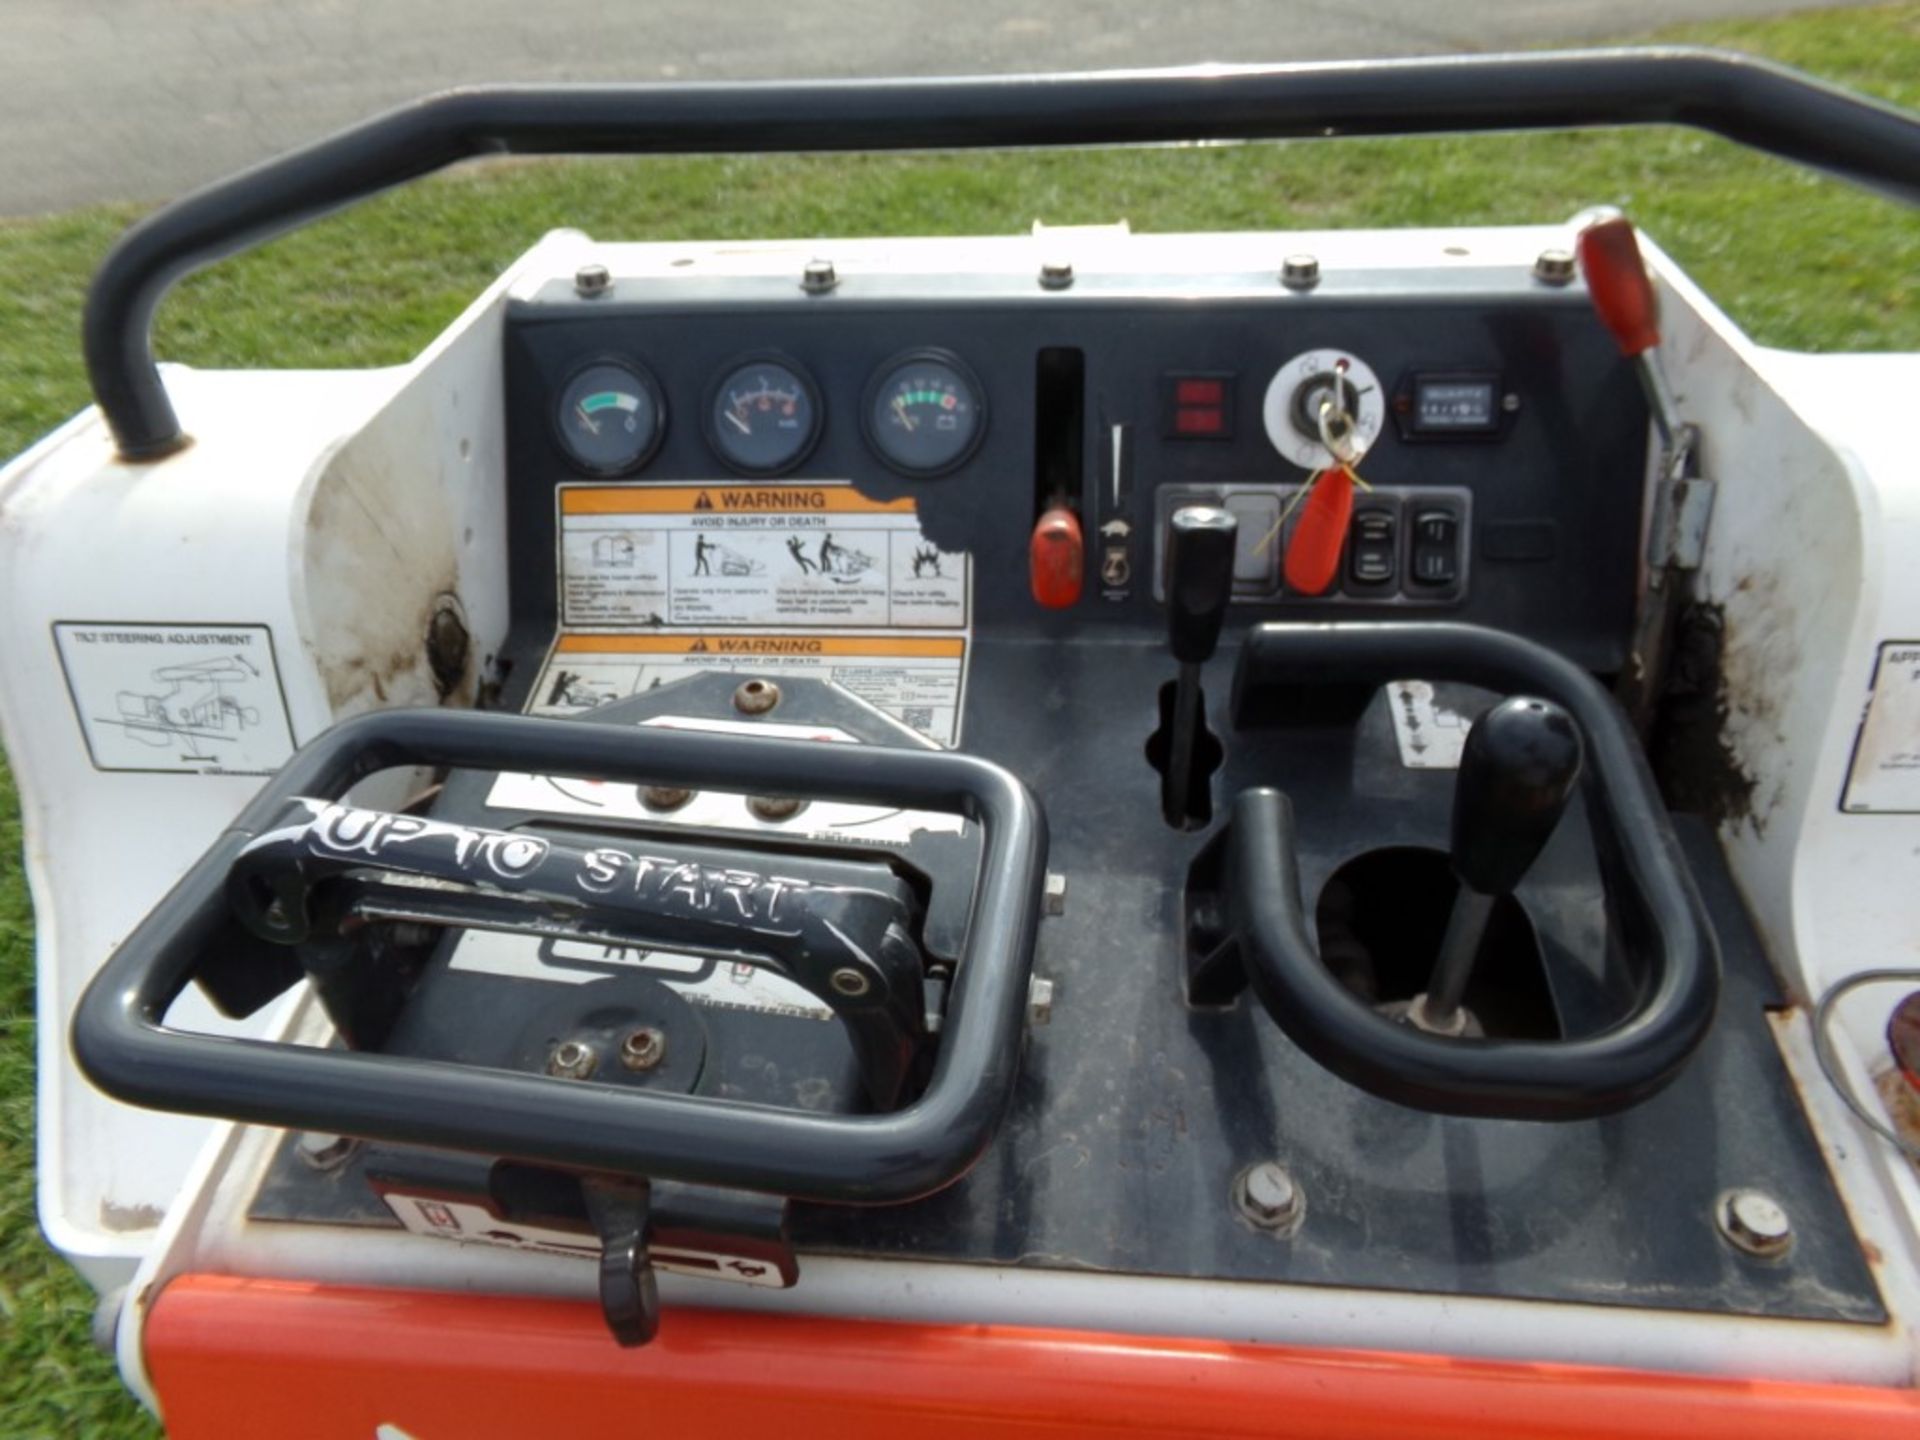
<box><xmin>1</xmin><ymin>5</ymin><xmax>1916</xmax><ymax>1434</ymax></box>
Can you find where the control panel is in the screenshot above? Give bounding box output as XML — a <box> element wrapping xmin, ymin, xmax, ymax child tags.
<box><xmin>502</xmin><ymin>272</ymin><xmax>1649</xmax><ymax>671</ymax></box>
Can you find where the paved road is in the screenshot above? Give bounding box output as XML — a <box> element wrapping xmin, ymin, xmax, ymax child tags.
<box><xmin>1</xmin><ymin>0</ymin><xmax>1856</xmax><ymax>215</ymax></box>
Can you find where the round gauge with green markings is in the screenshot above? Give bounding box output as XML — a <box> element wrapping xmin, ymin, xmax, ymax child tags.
<box><xmin>555</xmin><ymin>361</ymin><xmax>666</xmax><ymax>475</ymax></box>
<box><xmin>864</xmin><ymin>350</ymin><xmax>986</xmax><ymax>477</ymax></box>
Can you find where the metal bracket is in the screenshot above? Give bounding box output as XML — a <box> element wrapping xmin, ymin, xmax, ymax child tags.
<box><xmin>1647</xmin><ymin>423</ymin><xmax>1713</xmax><ymax>574</ymax></box>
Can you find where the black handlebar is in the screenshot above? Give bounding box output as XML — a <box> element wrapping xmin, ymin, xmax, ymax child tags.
<box><xmin>86</xmin><ymin>47</ymin><xmax>1920</xmax><ymax>458</ymax></box>
<box><xmin>70</xmin><ymin>708</ymin><xmax>1047</xmax><ymax>1205</ymax></box>
<box><xmin>1218</xmin><ymin>622</ymin><xmax>1720</xmax><ymax>1120</ymax></box>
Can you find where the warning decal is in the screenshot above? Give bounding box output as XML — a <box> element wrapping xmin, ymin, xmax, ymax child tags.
<box><xmin>1843</xmin><ymin>640</ymin><xmax>1920</xmax><ymax>814</ymax></box>
<box><xmin>529</xmin><ymin>632</ymin><xmax>967</xmax><ymax>746</ymax></box>
<box><xmin>558</xmin><ymin>482</ymin><xmax>968</xmax><ymax>630</ymax></box>
<box><xmin>53</xmin><ymin>622</ymin><xmax>295</xmax><ymax>775</ymax></box>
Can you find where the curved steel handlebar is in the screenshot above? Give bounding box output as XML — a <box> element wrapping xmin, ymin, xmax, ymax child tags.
<box><xmin>85</xmin><ymin>47</ymin><xmax>1920</xmax><ymax>457</ymax></box>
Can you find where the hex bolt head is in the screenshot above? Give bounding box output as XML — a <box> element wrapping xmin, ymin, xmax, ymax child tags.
<box><xmin>295</xmin><ymin>1131</ymin><xmax>358</xmax><ymax>1172</ymax></box>
<box><xmin>1233</xmin><ymin>1161</ymin><xmax>1304</xmax><ymax>1234</ymax></box>
<box><xmin>802</xmin><ymin>258</ymin><xmax>839</xmax><ymax>293</ymax></box>
<box><xmin>1038</xmin><ymin>258</ymin><xmax>1075</xmax><ymax>290</ymax></box>
<box><xmin>733</xmin><ymin>678</ymin><xmax>782</xmax><ymax>715</ymax></box>
<box><xmin>641</xmin><ymin>785</ymin><xmax>694</xmax><ymax>812</ymax></box>
<box><xmin>1027</xmin><ymin>975</ymin><xmax>1056</xmax><ymax>1026</ymax></box>
<box><xmin>574</xmin><ymin>262</ymin><xmax>613</xmax><ymax>298</ymax></box>
<box><xmin>1280</xmin><ymin>254</ymin><xmax>1321</xmax><ymax>290</ymax></box>
<box><xmin>1043</xmin><ymin>872</ymin><xmax>1068</xmax><ymax>917</ymax></box>
<box><xmin>1533</xmin><ymin>249</ymin><xmax>1577</xmax><ymax>286</ymax></box>
<box><xmin>620</xmin><ymin>1027</ymin><xmax>667</xmax><ymax>1072</ymax></box>
<box><xmin>1717</xmin><ymin>1189</ymin><xmax>1793</xmax><ymax>1259</ymax></box>
<box><xmin>548</xmin><ymin>1039</ymin><xmax>599</xmax><ymax>1080</ymax></box>
<box><xmin>748</xmin><ymin>795</ymin><xmax>807</xmax><ymax>822</ymax></box>
<box><xmin>829</xmin><ymin>967</ymin><xmax>872</xmax><ymax>998</ymax></box>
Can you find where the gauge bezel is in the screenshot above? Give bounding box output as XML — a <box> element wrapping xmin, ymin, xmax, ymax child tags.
<box><xmin>861</xmin><ymin>347</ymin><xmax>989</xmax><ymax>479</ymax></box>
<box><xmin>551</xmin><ymin>356</ymin><xmax>668</xmax><ymax>477</ymax></box>
<box><xmin>704</xmin><ymin>352</ymin><xmax>825</xmax><ymax>478</ymax></box>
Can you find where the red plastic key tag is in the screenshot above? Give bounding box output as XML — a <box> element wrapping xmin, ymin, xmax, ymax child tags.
<box><xmin>1284</xmin><ymin>467</ymin><xmax>1355</xmax><ymax>596</ymax></box>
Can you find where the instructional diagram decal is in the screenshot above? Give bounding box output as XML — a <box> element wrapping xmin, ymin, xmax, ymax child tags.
<box><xmin>54</xmin><ymin>622</ymin><xmax>295</xmax><ymax>775</ymax></box>
<box><xmin>558</xmin><ymin>482</ymin><xmax>968</xmax><ymax>630</ymax></box>
<box><xmin>1843</xmin><ymin>640</ymin><xmax>1920</xmax><ymax>813</ymax></box>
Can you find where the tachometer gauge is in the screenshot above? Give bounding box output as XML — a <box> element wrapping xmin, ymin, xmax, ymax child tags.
<box><xmin>864</xmin><ymin>350</ymin><xmax>987</xmax><ymax>477</ymax></box>
<box><xmin>555</xmin><ymin>361</ymin><xmax>665</xmax><ymax>475</ymax></box>
<box><xmin>708</xmin><ymin>357</ymin><xmax>822</xmax><ymax>476</ymax></box>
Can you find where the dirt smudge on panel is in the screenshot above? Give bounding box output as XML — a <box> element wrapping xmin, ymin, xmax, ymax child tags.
<box><xmin>301</xmin><ymin>419</ymin><xmax>475</xmax><ymax>717</ymax></box>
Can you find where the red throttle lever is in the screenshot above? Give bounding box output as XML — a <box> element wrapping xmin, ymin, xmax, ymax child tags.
<box><xmin>1576</xmin><ymin>215</ymin><xmax>1680</xmax><ymax>447</ymax></box>
<box><xmin>1575</xmin><ymin>217</ymin><xmax>1661</xmax><ymax>358</ymax></box>
<box><xmin>1030</xmin><ymin>505</ymin><xmax>1085</xmax><ymax>609</ymax></box>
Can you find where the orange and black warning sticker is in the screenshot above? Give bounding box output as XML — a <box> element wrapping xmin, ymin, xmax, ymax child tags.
<box><xmin>527</xmin><ymin>632</ymin><xmax>968</xmax><ymax>746</ymax></box>
<box><xmin>557</xmin><ymin>481</ymin><xmax>968</xmax><ymax>631</ymax></box>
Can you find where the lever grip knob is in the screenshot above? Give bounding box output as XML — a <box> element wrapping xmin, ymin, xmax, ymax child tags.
<box><xmin>1576</xmin><ymin>216</ymin><xmax>1661</xmax><ymax>359</ymax></box>
<box><xmin>1451</xmin><ymin>695</ymin><xmax>1583</xmax><ymax>897</ymax></box>
<box><xmin>1167</xmin><ymin>505</ymin><xmax>1238</xmax><ymax>664</ymax></box>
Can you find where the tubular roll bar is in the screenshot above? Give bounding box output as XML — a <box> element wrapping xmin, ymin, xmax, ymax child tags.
<box><xmin>85</xmin><ymin>47</ymin><xmax>1920</xmax><ymax>459</ymax></box>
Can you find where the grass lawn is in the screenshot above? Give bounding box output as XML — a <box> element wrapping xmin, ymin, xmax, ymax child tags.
<box><xmin>2</xmin><ymin>4</ymin><xmax>1916</xmax><ymax>1434</ymax></box>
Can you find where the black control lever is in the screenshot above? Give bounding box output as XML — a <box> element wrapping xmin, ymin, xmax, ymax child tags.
<box><xmin>1411</xmin><ymin>697</ymin><xmax>1583</xmax><ymax>1036</ymax></box>
<box><xmin>229</xmin><ymin>798</ymin><xmax>932</xmax><ymax>1107</ymax></box>
<box><xmin>1164</xmin><ymin>505</ymin><xmax>1238</xmax><ymax>826</ymax></box>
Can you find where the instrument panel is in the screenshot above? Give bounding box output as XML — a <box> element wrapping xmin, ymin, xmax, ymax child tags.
<box><xmin>504</xmin><ymin>272</ymin><xmax>1650</xmax><ymax>667</ymax></box>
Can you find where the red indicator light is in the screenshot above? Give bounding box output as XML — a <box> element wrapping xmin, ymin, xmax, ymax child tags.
<box><xmin>1175</xmin><ymin>407</ymin><xmax>1225</xmax><ymax>436</ymax></box>
<box><xmin>1175</xmin><ymin>379</ymin><xmax>1225</xmax><ymax>406</ymax></box>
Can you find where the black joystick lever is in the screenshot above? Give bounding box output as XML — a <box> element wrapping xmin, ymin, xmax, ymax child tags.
<box><xmin>1411</xmin><ymin>695</ymin><xmax>1583</xmax><ymax>1036</ymax></box>
<box><xmin>1163</xmin><ymin>506</ymin><xmax>1238</xmax><ymax>826</ymax></box>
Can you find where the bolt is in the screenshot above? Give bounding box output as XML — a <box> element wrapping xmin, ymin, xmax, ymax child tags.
<box><xmin>802</xmin><ymin>258</ymin><xmax>838</xmax><ymax>294</ymax></box>
<box><xmin>574</xmin><ymin>262</ymin><xmax>612</xmax><ymax>298</ymax></box>
<box><xmin>1038</xmin><ymin>258</ymin><xmax>1075</xmax><ymax>290</ymax></box>
<box><xmin>1233</xmin><ymin>1161</ymin><xmax>1304</xmax><ymax>1234</ymax></box>
<box><xmin>1027</xmin><ymin>975</ymin><xmax>1056</xmax><ymax>1026</ymax></box>
<box><xmin>1533</xmin><ymin>248</ymin><xmax>1576</xmax><ymax>286</ymax></box>
<box><xmin>748</xmin><ymin>795</ymin><xmax>807</xmax><ymax>822</ymax></box>
<box><xmin>1717</xmin><ymin>1189</ymin><xmax>1793</xmax><ymax>1259</ymax></box>
<box><xmin>641</xmin><ymin>785</ymin><xmax>694</xmax><ymax>812</ymax></box>
<box><xmin>548</xmin><ymin>1039</ymin><xmax>598</xmax><ymax>1080</ymax></box>
<box><xmin>426</xmin><ymin>599</ymin><xmax>470</xmax><ymax>699</ymax></box>
<box><xmin>829</xmin><ymin>967</ymin><xmax>872</xmax><ymax>998</ymax></box>
<box><xmin>733</xmin><ymin>678</ymin><xmax>781</xmax><ymax>715</ymax></box>
<box><xmin>1502</xmin><ymin>391</ymin><xmax>1522</xmax><ymax>414</ymax></box>
<box><xmin>1280</xmin><ymin>254</ymin><xmax>1320</xmax><ymax>290</ymax></box>
<box><xmin>619</xmin><ymin>1026</ymin><xmax>667</xmax><ymax>1072</ymax></box>
<box><xmin>295</xmin><ymin>1132</ymin><xmax>358</xmax><ymax>1171</ymax></box>
<box><xmin>1043</xmin><ymin>872</ymin><xmax>1068</xmax><ymax>917</ymax></box>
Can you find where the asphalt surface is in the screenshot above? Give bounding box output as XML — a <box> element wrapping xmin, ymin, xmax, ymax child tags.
<box><xmin>1</xmin><ymin>0</ymin><xmax>1857</xmax><ymax>216</ymax></box>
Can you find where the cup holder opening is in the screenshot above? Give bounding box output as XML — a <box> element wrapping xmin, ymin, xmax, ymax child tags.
<box><xmin>1316</xmin><ymin>846</ymin><xmax>1561</xmax><ymax>1041</ymax></box>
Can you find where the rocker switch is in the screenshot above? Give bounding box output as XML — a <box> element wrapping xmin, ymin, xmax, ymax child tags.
<box><xmin>1348</xmin><ymin>507</ymin><xmax>1397</xmax><ymax>587</ymax></box>
<box><xmin>1410</xmin><ymin>509</ymin><xmax>1461</xmax><ymax>587</ymax></box>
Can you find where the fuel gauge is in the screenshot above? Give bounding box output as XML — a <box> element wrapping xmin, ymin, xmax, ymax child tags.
<box><xmin>555</xmin><ymin>361</ymin><xmax>665</xmax><ymax>475</ymax></box>
<box><xmin>708</xmin><ymin>357</ymin><xmax>822</xmax><ymax>476</ymax></box>
<box><xmin>864</xmin><ymin>350</ymin><xmax>986</xmax><ymax>477</ymax></box>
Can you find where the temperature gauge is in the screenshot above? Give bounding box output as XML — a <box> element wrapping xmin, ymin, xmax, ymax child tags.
<box><xmin>708</xmin><ymin>357</ymin><xmax>822</xmax><ymax>476</ymax></box>
<box><xmin>864</xmin><ymin>350</ymin><xmax>987</xmax><ymax>477</ymax></box>
<box><xmin>555</xmin><ymin>361</ymin><xmax>665</xmax><ymax>475</ymax></box>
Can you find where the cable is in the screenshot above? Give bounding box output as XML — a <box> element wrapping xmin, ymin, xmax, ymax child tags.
<box><xmin>1811</xmin><ymin>967</ymin><xmax>1920</xmax><ymax>1162</ymax></box>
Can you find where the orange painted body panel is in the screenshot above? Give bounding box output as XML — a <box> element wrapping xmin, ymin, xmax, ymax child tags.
<box><xmin>144</xmin><ymin>1274</ymin><xmax>1920</xmax><ymax>1439</ymax></box>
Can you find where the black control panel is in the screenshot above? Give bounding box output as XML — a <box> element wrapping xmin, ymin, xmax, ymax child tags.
<box><xmin>502</xmin><ymin>273</ymin><xmax>1650</xmax><ymax>671</ymax></box>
